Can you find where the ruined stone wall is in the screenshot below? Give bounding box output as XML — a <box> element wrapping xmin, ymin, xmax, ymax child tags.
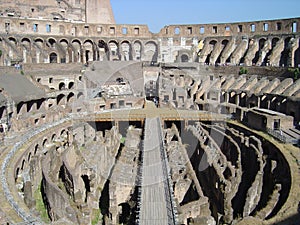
<box><xmin>0</xmin><ymin>16</ymin><xmax>299</xmax><ymax>65</ymax></box>
<box><xmin>0</xmin><ymin>0</ymin><xmax>86</xmax><ymax>22</ymax></box>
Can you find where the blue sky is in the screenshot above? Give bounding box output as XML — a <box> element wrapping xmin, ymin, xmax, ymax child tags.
<box><xmin>111</xmin><ymin>0</ymin><xmax>300</xmax><ymax>33</ymax></box>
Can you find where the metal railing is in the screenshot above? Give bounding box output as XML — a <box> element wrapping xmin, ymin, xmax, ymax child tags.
<box><xmin>157</xmin><ymin>118</ymin><xmax>178</xmax><ymax>224</ymax></box>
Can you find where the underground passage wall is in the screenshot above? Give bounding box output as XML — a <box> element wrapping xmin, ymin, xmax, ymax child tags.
<box><xmin>6</xmin><ymin>118</ymin><xmax>293</xmax><ymax>225</ymax></box>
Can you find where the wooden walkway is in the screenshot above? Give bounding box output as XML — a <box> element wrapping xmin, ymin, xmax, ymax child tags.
<box><xmin>138</xmin><ymin>117</ymin><xmax>176</xmax><ymax>225</ymax></box>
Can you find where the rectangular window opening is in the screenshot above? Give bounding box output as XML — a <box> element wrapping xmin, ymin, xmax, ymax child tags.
<box><xmin>187</xmin><ymin>27</ymin><xmax>193</xmax><ymax>35</ymax></box>
<box><xmin>263</xmin><ymin>23</ymin><xmax>268</xmax><ymax>31</ymax></box>
<box><xmin>97</xmin><ymin>26</ymin><xmax>102</xmax><ymax>33</ymax></box>
<box><xmin>109</xmin><ymin>27</ymin><xmax>115</xmax><ymax>35</ymax></box>
<box><xmin>84</xmin><ymin>25</ymin><xmax>89</xmax><ymax>34</ymax></box>
<box><xmin>122</xmin><ymin>27</ymin><xmax>127</xmax><ymax>35</ymax></box>
<box><xmin>134</xmin><ymin>27</ymin><xmax>139</xmax><ymax>35</ymax></box>
<box><xmin>213</xmin><ymin>26</ymin><xmax>218</xmax><ymax>34</ymax></box>
<box><xmin>292</xmin><ymin>22</ymin><xmax>297</xmax><ymax>33</ymax></box>
<box><xmin>276</xmin><ymin>22</ymin><xmax>282</xmax><ymax>31</ymax></box>
<box><xmin>33</xmin><ymin>24</ymin><xmax>38</xmax><ymax>32</ymax></box>
<box><xmin>46</xmin><ymin>24</ymin><xmax>51</xmax><ymax>33</ymax></box>
<box><xmin>200</xmin><ymin>27</ymin><xmax>205</xmax><ymax>34</ymax></box>
<box><xmin>238</xmin><ymin>25</ymin><xmax>243</xmax><ymax>32</ymax></box>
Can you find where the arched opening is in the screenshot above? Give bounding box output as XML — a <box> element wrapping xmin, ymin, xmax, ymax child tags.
<box><xmin>84</xmin><ymin>40</ymin><xmax>94</xmax><ymax>62</ymax></box>
<box><xmin>98</xmin><ymin>40</ymin><xmax>109</xmax><ymax>61</ymax></box>
<box><xmin>205</xmin><ymin>40</ymin><xmax>217</xmax><ymax>65</ymax></box>
<box><xmin>21</xmin><ymin>159</ymin><xmax>26</xmax><ymax>170</ymax></box>
<box><xmin>181</xmin><ymin>54</ymin><xmax>189</xmax><ymax>62</ymax></box>
<box><xmin>108</xmin><ymin>41</ymin><xmax>119</xmax><ymax>60</ymax></box>
<box><xmin>67</xmin><ymin>92</ymin><xmax>75</xmax><ymax>103</ymax></box>
<box><xmin>264</xmin><ymin>38</ymin><xmax>279</xmax><ymax>65</ymax></box>
<box><xmin>59</xmin><ymin>82</ymin><xmax>66</xmax><ymax>90</ymax></box>
<box><xmin>28</xmin><ymin>152</ymin><xmax>31</xmax><ymax>162</ymax></box>
<box><xmin>34</xmin><ymin>144</ymin><xmax>39</xmax><ymax>155</ymax></box>
<box><xmin>17</xmin><ymin>102</ymin><xmax>25</xmax><ymax>114</ymax></box>
<box><xmin>280</xmin><ymin>37</ymin><xmax>292</xmax><ymax>67</ymax></box>
<box><xmin>15</xmin><ymin>168</ymin><xmax>20</xmax><ymax>182</ymax></box>
<box><xmin>51</xmin><ymin>133</ymin><xmax>57</xmax><ymax>141</ymax></box>
<box><xmin>216</xmin><ymin>39</ymin><xmax>229</xmax><ymax>64</ymax></box>
<box><xmin>252</xmin><ymin>38</ymin><xmax>266</xmax><ymax>65</ymax></box>
<box><xmin>144</xmin><ymin>41</ymin><xmax>158</xmax><ymax>62</ymax></box>
<box><xmin>57</xmin><ymin>94</ymin><xmax>65</xmax><ymax>105</ymax></box>
<box><xmin>77</xmin><ymin>92</ymin><xmax>84</xmax><ymax>100</ymax></box>
<box><xmin>68</xmin><ymin>82</ymin><xmax>74</xmax><ymax>89</ymax></box>
<box><xmin>133</xmin><ymin>41</ymin><xmax>142</xmax><ymax>60</ymax></box>
<box><xmin>121</xmin><ymin>41</ymin><xmax>132</xmax><ymax>61</ymax></box>
<box><xmin>50</xmin><ymin>52</ymin><xmax>58</xmax><ymax>63</ymax></box>
<box><xmin>71</xmin><ymin>39</ymin><xmax>82</xmax><ymax>63</ymax></box>
<box><xmin>48</xmin><ymin>38</ymin><xmax>56</xmax><ymax>48</ymax></box>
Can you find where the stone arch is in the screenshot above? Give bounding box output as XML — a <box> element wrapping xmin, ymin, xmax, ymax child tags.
<box><xmin>263</xmin><ymin>37</ymin><xmax>280</xmax><ymax>66</ymax></box>
<box><xmin>21</xmin><ymin>37</ymin><xmax>31</xmax><ymax>63</ymax></box>
<box><xmin>17</xmin><ymin>102</ymin><xmax>26</xmax><ymax>115</ymax></box>
<box><xmin>205</xmin><ymin>40</ymin><xmax>217</xmax><ymax>64</ymax></box>
<box><xmin>252</xmin><ymin>38</ymin><xmax>267</xmax><ymax>65</ymax></box>
<box><xmin>8</xmin><ymin>36</ymin><xmax>17</xmax><ymax>45</ymax></box>
<box><xmin>42</xmin><ymin>138</ymin><xmax>48</xmax><ymax>148</ymax></box>
<box><xmin>68</xmin><ymin>82</ymin><xmax>75</xmax><ymax>89</ymax></box>
<box><xmin>26</xmin><ymin>101</ymin><xmax>37</xmax><ymax>113</ymax></box>
<box><xmin>216</xmin><ymin>39</ymin><xmax>230</xmax><ymax>64</ymax></box>
<box><xmin>60</xmin><ymin>129</ymin><xmax>68</xmax><ymax>138</ymax></box>
<box><xmin>71</xmin><ymin>39</ymin><xmax>82</xmax><ymax>63</ymax></box>
<box><xmin>50</xmin><ymin>52</ymin><xmax>58</xmax><ymax>63</ymax></box>
<box><xmin>51</xmin><ymin>133</ymin><xmax>57</xmax><ymax>142</ymax></box>
<box><xmin>77</xmin><ymin>92</ymin><xmax>84</xmax><ymax>100</ymax></box>
<box><xmin>57</xmin><ymin>94</ymin><xmax>66</xmax><ymax>106</ymax></box>
<box><xmin>47</xmin><ymin>38</ymin><xmax>57</xmax><ymax>48</ymax></box>
<box><xmin>33</xmin><ymin>38</ymin><xmax>45</xmax><ymax>63</ymax></box>
<box><xmin>59</xmin><ymin>38</ymin><xmax>69</xmax><ymax>63</ymax></box>
<box><xmin>67</xmin><ymin>92</ymin><xmax>75</xmax><ymax>103</ymax></box>
<box><xmin>181</xmin><ymin>54</ymin><xmax>189</xmax><ymax>62</ymax></box>
<box><xmin>21</xmin><ymin>158</ymin><xmax>26</xmax><ymax>170</ymax></box>
<box><xmin>120</xmin><ymin>40</ymin><xmax>132</xmax><ymax>61</ymax></box>
<box><xmin>133</xmin><ymin>40</ymin><xmax>142</xmax><ymax>60</ymax></box>
<box><xmin>176</xmin><ymin>49</ymin><xmax>192</xmax><ymax>63</ymax></box>
<box><xmin>98</xmin><ymin>40</ymin><xmax>109</xmax><ymax>61</ymax></box>
<box><xmin>280</xmin><ymin>37</ymin><xmax>292</xmax><ymax>67</ymax></box>
<box><xmin>144</xmin><ymin>41</ymin><xmax>158</xmax><ymax>62</ymax></box>
<box><xmin>28</xmin><ymin>152</ymin><xmax>32</xmax><ymax>162</ymax></box>
<box><xmin>36</xmin><ymin>98</ymin><xmax>45</xmax><ymax>111</ymax></box>
<box><xmin>108</xmin><ymin>40</ymin><xmax>119</xmax><ymax>61</ymax></box>
<box><xmin>83</xmin><ymin>39</ymin><xmax>95</xmax><ymax>63</ymax></box>
<box><xmin>272</xmin><ymin>37</ymin><xmax>280</xmax><ymax>47</ymax></box>
<box><xmin>7</xmin><ymin>37</ymin><xmax>18</xmax><ymax>62</ymax></box>
<box><xmin>59</xmin><ymin>82</ymin><xmax>66</xmax><ymax>90</ymax></box>
<box><xmin>34</xmin><ymin>144</ymin><xmax>39</xmax><ymax>155</ymax></box>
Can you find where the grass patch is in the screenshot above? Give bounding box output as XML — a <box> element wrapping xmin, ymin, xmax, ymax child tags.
<box><xmin>34</xmin><ymin>185</ymin><xmax>50</xmax><ymax>223</ymax></box>
<box><xmin>91</xmin><ymin>208</ymin><xmax>102</xmax><ymax>225</ymax></box>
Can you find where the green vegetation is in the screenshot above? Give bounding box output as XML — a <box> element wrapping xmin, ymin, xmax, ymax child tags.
<box><xmin>239</xmin><ymin>67</ymin><xmax>248</xmax><ymax>75</ymax></box>
<box><xmin>288</xmin><ymin>68</ymin><xmax>300</xmax><ymax>80</ymax></box>
<box><xmin>91</xmin><ymin>209</ymin><xmax>102</xmax><ymax>225</ymax></box>
<box><xmin>120</xmin><ymin>136</ymin><xmax>126</xmax><ymax>144</ymax></box>
<box><xmin>34</xmin><ymin>185</ymin><xmax>50</xmax><ymax>223</ymax></box>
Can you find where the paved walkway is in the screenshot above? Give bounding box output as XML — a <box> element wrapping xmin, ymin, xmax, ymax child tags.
<box><xmin>138</xmin><ymin>117</ymin><xmax>176</xmax><ymax>225</ymax></box>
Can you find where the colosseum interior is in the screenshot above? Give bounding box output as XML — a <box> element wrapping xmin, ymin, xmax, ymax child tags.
<box><xmin>0</xmin><ymin>1</ymin><xmax>299</xmax><ymax>225</ymax></box>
